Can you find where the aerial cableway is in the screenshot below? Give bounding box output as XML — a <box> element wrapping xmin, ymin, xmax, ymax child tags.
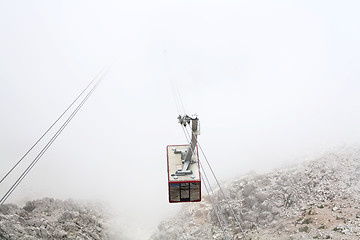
<box><xmin>167</xmin><ymin>113</ymin><xmax>248</xmax><ymax>240</ymax></box>
<box><xmin>0</xmin><ymin>68</ymin><xmax>108</xmax><ymax>205</ymax></box>
<box><xmin>167</xmin><ymin>115</ymin><xmax>201</xmax><ymax>203</ymax></box>
<box><xmin>167</xmin><ymin>77</ymin><xmax>248</xmax><ymax>239</ymax></box>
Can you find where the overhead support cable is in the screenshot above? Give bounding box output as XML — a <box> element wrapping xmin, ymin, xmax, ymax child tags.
<box><xmin>200</xmin><ymin>160</ymin><xmax>232</xmax><ymax>240</ymax></box>
<box><xmin>183</xmin><ymin>126</ymin><xmax>233</xmax><ymax>240</ymax></box>
<box><xmin>0</xmin><ymin>69</ymin><xmax>107</xmax><ymax>205</ymax></box>
<box><xmin>201</xmin><ymin>174</ymin><xmax>230</xmax><ymax>240</ymax></box>
<box><xmin>0</xmin><ymin>69</ymin><xmax>105</xmax><ymax>185</ymax></box>
<box><xmin>189</xmin><ymin>128</ymin><xmax>248</xmax><ymax>240</ymax></box>
<box><xmin>181</xmin><ymin>125</ymin><xmax>190</xmax><ymax>143</ymax></box>
<box><xmin>171</xmin><ymin>82</ymin><xmax>182</xmax><ymax>116</ymax></box>
<box><xmin>164</xmin><ymin>51</ymin><xmax>186</xmax><ymax>116</ymax></box>
<box><xmin>174</xmin><ymin>82</ymin><xmax>186</xmax><ymax>115</ymax></box>
<box><xmin>170</xmin><ymin>79</ymin><xmax>186</xmax><ymax>116</ymax></box>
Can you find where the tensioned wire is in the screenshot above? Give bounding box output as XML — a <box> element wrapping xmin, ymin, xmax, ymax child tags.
<box><xmin>187</xmin><ymin>127</ymin><xmax>248</xmax><ymax>240</ymax></box>
<box><xmin>201</xmin><ymin>174</ymin><xmax>230</xmax><ymax>240</ymax></box>
<box><xmin>181</xmin><ymin>125</ymin><xmax>230</xmax><ymax>239</ymax></box>
<box><xmin>183</xmin><ymin>126</ymin><xmax>233</xmax><ymax>240</ymax></box>
<box><xmin>0</xmin><ymin>69</ymin><xmax>107</xmax><ymax>205</ymax></box>
<box><xmin>200</xmin><ymin>160</ymin><xmax>232</xmax><ymax>240</ymax></box>
<box><xmin>0</xmin><ymin>68</ymin><xmax>106</xmax><ymax>185</ymax></box>
<box><xmin>163</xmin><ymin>50</ymin><xmax>186</xmax><ymax>117</ymax></box>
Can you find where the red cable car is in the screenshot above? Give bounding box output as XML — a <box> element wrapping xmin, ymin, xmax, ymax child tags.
<box><xmin>167</xmin><ymin>115</ymin><xmax>201</xmax><ymax>203</ymax></box>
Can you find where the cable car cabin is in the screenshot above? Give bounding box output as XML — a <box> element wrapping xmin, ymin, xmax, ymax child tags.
<box><xmin>167</xmin><ymin>144</ymin><xmax>201</xmax><ymax>203</ymax></box>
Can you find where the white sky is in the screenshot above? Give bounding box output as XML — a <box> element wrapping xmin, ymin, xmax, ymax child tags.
<box><xmin>1</xmin><ymin>0</ymin><xmax>360</xmax><ymax>238</ymax></box>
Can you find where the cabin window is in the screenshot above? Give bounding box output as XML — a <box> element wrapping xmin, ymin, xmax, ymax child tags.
<box><xmin>169</xmin><ymin>182</ymin><xmax>200</xmax><ymax>202</ymax></box>
<box><xmin>180</xmin><ymin>183</ymin><xmax>190</xmax><ymax>201</ymax></box>
<box><xmin>169</xmin><ymin>183</ymin><xmax>180</xmax><ymax>202</ymax></box>
<box><xmin>190</xmin><ymin>182</ymin><xmax>200</xmax><ymax>201</ymax></box>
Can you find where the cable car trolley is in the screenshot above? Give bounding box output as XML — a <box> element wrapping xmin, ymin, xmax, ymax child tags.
<box><xmin>167</xmin><ymin>114</ymin><xmax>201</xmax><ymax>203</ymax></box>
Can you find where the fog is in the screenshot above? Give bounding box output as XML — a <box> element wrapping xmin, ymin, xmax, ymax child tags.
<box><xmin>1</xmin><ymin>0</ymin><xmax>360</xmax><ymax>238</ymax></box>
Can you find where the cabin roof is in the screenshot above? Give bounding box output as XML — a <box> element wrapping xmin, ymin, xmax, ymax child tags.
<box><xmin>167</xmin><ymin>144</ymin><xmax>200</xmax><ymax>182</ymax></box>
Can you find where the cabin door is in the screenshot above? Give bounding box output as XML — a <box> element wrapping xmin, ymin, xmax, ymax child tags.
<box><xmin>180</xmin><ymin>183</ymin><xmax>190</xmax><ymax>201</ymax></box>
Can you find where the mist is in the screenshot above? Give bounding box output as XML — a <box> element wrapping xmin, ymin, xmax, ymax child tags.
<box><xmin>1</xmin><ymin>0</ymin><xmax>360</xmax><ymax>239</ymax></box>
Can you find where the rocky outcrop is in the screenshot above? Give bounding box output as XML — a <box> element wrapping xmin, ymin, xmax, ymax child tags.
<box><xmin>0</xmin><ymin>198</ymin><xmax>109</xmax><ymax>239</ymax></box>
<box><xmin>151</xmin><ymin>146</ymin><xmax>360</xmax><ymax>239</ymax></box>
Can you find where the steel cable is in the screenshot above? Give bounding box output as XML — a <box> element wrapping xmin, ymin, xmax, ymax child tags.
<box><xmin>183</xmin><ymin>126</ymin><xmax>233</xmax><ymax>240</ymax></box>
<box><xmin>189</xmin><ymin>129</ymin><xmax>248</xmax><ymax>240</ymax></box>
<box><xmin>0</xmin><ymin>69</ymin><xmax>105</xmax><ymax>185</ymax></box>
<box><xmin>200</xmin><ymin>160</ymin><xmax>233</xmax><ymax>240</ymax></box>
<box><xmin>164</xmin><ymin>51</ymin><xmax>186</xmax><ymax>116</ymax></box>
<box><xmin>201</xmin><ymin>174</ymin><xmax>229</xmax><ymax>240</ymax></box>
<box><xmin>0</xmin><ymin>70</ymin><xmax>107</xmax><ymax>205</ymax></box>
